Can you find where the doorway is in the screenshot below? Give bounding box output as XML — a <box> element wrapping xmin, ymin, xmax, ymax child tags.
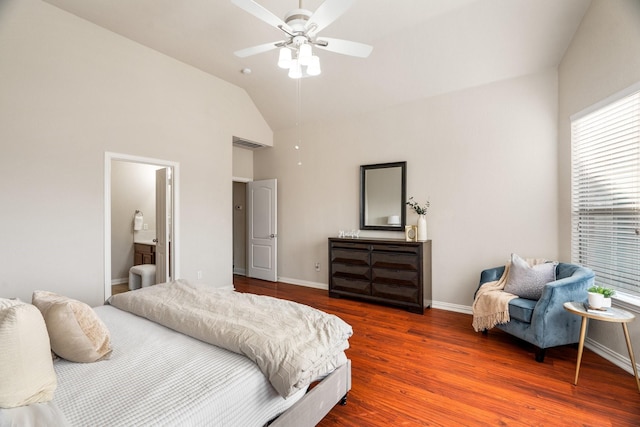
<box><xmin>232</xmin><ymin>178</ymin><xmax>278</xmax><ymax>282</ymax></box>
<box><xmin>232</xmin><ymin>181</ymin><xmax>248</xmax><ymax>276</ymax></box>
<box><xmin>104</xmin><ymin>152</ymin><xmax>180</xmax><ymax>301</ymax></box>
<box><xmin>246</xmin><ymin>179</ymin><xmax>278</xmax><ymax>281</ymax></box>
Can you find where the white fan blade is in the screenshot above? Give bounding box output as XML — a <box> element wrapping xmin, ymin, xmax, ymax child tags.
<box><xmin>315</xmin><ymin>37</ymin><xmax>373</xmax><ymax>58</ymax></box>
<box><xmin>306</xmin><ymin>0</ymin><xmax>354</xmax><ymax>34</ymax></box>
<box><xmin>234</xmin><ymin>41</ymin><xmax>281</xmax><ymax>58</ymax></box>
<box><xmin>232</xmin><ymin>0</ymin><xmax>292</xmax><ymax>33</ymax></box>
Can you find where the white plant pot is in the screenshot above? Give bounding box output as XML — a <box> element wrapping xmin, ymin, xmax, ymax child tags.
<box><xmin>602</xmin><ymin>297</ymin><xmax>612</xmax><ymax>308</ymax></box>
<box><xmin>588</xmin><ymin>292</ymin><xmax>604</xmax><ymax>309</ymax></box>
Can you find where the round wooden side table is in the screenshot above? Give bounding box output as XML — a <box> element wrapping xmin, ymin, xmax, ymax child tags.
<box><xmin>563</xmin><ymin>301</ymin><xmax>640</xmax><ymax>392</ymax></box>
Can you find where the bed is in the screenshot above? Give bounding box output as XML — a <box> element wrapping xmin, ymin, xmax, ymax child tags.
<box><xmin>0</xmin><ymin>281</ymin><xmax>352</xmax><ymax>427</ymax></box>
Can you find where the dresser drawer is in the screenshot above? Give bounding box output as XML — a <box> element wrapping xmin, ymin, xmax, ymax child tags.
<box><xmin>332</xmin><ymin>264</ymin><xmax>370</xmax><ymax>281</ymax></box>
<box><xmin>372</xmin><ymin>283</ymin><xmax>419</xmax><ymax>303</ymax></box>
<box><xmin>371</xmin><ymin>244</ymin><xmax>418</xmax><ymax>254</ymax></box>
<box><xmin>331</xmin><ymin>277</ymin><xmax>371</xmax><ymax>295</ymax></box>
<box><xmin>331</xmin><ymin>241</ymin><xmax>370</xmax><ymax>251</ymax></box>
<box><xmin>371</xmin><ymin>268</ymin><xmax>419</xmax><ymax>287</ymax></box>
<box><xmin>331</xmin><ymin>248</ymin><xmax>370</xmax><ymax>266</ymax></box>
<box><xmin>371</xmin><ymin>252</ymin><xmax>418</xmax><ymax>271</ymax></box>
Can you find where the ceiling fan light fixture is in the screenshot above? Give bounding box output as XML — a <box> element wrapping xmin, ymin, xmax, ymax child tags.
<box><xmin>232</xmin><ymin>0</ymin><xmax>372</xmax><ymax>79</ymax></box>
<box><xmin>298</xmin><ymin>43</ymin><xmax>312</xmax><ymax>66</ymax></box>
<box><xmin>306</xmin><ymin>55</ymin><xmax>321</xmax><ymax>76</ymax></box>
<box><xmin>277</xmin><ymin>47</ymin><xmax>292</xmax><ymax>69</ymax></box>
<box><xmin>288</xmin><ymin>59</ymin><xmax>302</xmax><ymax>79</ymax></box>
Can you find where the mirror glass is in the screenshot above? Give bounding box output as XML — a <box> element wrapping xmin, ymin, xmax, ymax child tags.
<box><xmin>360</xmin><ymin>161</ymin><xmax>406</xmax><ymax>231</ymax></box>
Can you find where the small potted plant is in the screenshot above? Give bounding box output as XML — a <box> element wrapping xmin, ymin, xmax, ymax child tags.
<box><xmin>601</xmin><ymin>287</ymin><xmax>616</xmax><ymax>308</ymax></box>
<box><xmin>587</xmin><ymin>285</ymin><xmax>615</xmax><ymax>308</ymax></box>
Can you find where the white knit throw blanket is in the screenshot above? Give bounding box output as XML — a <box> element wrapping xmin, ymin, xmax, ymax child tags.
<box><xmin>471</xmin><ymin>259</ymin><xmax>545</xmax><ymax>332</ymax></box>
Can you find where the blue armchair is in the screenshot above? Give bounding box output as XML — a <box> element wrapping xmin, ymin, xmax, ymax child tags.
<box><xmin>474</xmin><ymin>263</ymin><xmax>595</xmax><ymax>362</ymax></box>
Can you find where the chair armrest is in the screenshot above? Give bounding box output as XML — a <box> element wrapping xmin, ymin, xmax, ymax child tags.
<box><xmin>474</xmin><ymin>266</ymin><xmax>506</xmax><ymax>298</ymax></box>
<box><xmin>531</xmin><ymin>268</ymin><xmax>596</xmax><ymax>323</ymax></box>
<box><xmin>525</xmin><ymin>267</ymin><xmax>594</xmax><ymax>347</ymax></box>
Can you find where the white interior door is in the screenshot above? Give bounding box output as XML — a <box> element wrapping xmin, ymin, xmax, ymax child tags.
<box><xmin>247</xmin><ymin>179</ymin><xmax>277</xmax><ymax>281</ymax></box>
<box><xmin>155</xmin><ymin>168</ymin><xmax>170</xmax><ymax>283</ymax></box>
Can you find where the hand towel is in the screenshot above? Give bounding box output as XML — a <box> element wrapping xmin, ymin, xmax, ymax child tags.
<box><xmin>133</xmin><ymin>212</ymin><xmax>143</xmax><ymax>231</ymax></box>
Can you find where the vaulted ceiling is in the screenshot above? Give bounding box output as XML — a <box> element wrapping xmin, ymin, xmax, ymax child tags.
<box><xmin>44</xmin><ymin>0</ymin><xmax>591</xmax><ymax>131</ymax></box>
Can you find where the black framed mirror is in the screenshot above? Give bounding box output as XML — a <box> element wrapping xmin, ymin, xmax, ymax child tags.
<box><xmin>360</xmin><ymin>161</ymin><xmax>407</xmax><ymax>231</ymax></box>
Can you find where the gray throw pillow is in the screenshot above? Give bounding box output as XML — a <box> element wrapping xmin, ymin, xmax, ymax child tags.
<box><xmin>504</xmin><ymin>253</ymin><xmax>557</xmax><ymax>300</ymax></box>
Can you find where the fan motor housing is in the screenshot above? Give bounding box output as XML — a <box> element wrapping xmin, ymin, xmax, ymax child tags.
<box><xmin>284</xmin><ymin>9</ymin><xmax>312</xmax><ymax>32</ymax></box>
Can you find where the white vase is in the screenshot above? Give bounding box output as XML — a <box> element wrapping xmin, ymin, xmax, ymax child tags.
<box><xmin>588</xmin><ymin>292</ymin><xmax>604</xmax><ymax>309</ymax></box>
<box><xmin>417</xmin><ymin>215</ymin><xmax>427</xmax><ymax>241</ymax></box>
<box><xmin>602</xmin><ymin>297</ymin><xmax>612</xmax><ymax>308</ymax></box>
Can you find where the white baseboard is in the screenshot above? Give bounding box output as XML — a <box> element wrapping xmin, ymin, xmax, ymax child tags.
<box><xmin>277</xmin><ymin>276</ymin><xmax>328</xmax><ymax>290</ymax></box>
<box><xmin>585</xmin><ymin>336</ymin><xmax>639</xmax><ymax>376</ymax></box>
<box><xmin>233</xmin><ymin>267</ymin><xmax>246</xmax><ymax>276</ymax></box>
<box><xmin>276</xmin><ymin>279</ymin><xmax>466</xmax><ymax>316</ymax></box>
<box><xmin>111</xmin><ymin>277</ymin><xmax>128</xmax><ymax>285</ymax></box>
<box><xmin>433</xmin><ymin>301</ymin><xmax>472</xmax><ymax>315</ymax></box>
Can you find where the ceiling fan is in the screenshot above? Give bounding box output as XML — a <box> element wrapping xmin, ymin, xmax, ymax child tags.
<box><xmin>232</xmin><ymin>0</ymin><xmax>373</xmax><ymax>78</ymax></box>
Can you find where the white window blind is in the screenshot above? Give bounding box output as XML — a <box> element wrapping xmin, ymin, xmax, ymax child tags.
<box><xmin>571</xmin><ymin>86</ymin><xmax>640</xmax><ymax>296</ymax></box>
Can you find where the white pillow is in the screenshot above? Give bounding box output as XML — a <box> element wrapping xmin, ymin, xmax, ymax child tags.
<box><xmin>0</xmin><ymin>299</ymin><xmax>57</xmax><ymax>408</ymax></box>
<box><xmin>504</xmin><ymin>253</ymin><xmax>557</xmax><ymax>300</ymax></box>
<box><xmin>32</xmin><ymin>291</ymin><xmax>112</xmax><ymax>363</ymax></box>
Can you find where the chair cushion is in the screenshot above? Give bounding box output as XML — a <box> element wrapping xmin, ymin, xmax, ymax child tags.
<box><xmin>503</xmin><ymin>253</ymin><xmax>557</xmax><ymax>300</ymax></box>
<box><xmin>508</xmin><ymin>298</ymin><xmax>537</xmax><ymax>324</ymax></box>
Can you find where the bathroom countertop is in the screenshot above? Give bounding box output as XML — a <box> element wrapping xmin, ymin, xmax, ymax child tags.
<box><xmin>134</xmin><ymin>239</ymin><xmax>156</xmax><ymax>246</ymax></box>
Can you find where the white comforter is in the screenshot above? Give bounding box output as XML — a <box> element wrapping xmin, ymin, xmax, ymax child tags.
<box><xmin>108</xmin><ymin>280</ymin><xmax>352</xmax><ymax>398</ymax></box>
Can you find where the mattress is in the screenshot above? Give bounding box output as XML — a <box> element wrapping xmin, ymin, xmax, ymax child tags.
<box><xmin>5</xmin><ymin>305</ymin><xmax>307</xmax><ymax>427</ymax></box>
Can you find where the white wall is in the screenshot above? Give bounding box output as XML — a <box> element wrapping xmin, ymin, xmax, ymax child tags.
<box><xmin>0</xmin><ymin>0</ymin><xmax>272</xmax><ymax>306</ymax></box>
<box><xmin>255</xmin><ymin>69</ymin><xmax>560</xmax><ymax>308</ymax></box>
<box><xmin>232</xmin><ymin>146</ymin><xmax>254</xmax><ymax>180</ymax></box>
<box><xmin>558</xmin><ymin>0</ymin><xmax>640</xmax><ymax>369</ymax></box>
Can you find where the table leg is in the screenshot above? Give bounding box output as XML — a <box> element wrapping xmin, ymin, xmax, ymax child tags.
<box><xmin>574</xmin><ymin>317</ymin><xmax>588</xmax><ymax>385</ymax></box>
<box><xmin>621</xmin><ymin>323</ymin><xmax>640</xmax><ymax>393</ymax></box>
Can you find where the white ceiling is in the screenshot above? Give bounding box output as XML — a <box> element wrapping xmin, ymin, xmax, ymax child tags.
<box><xmin>43</xmin><ymin>0</ymin><xmax>591</xmax><ymax>131</ymax></box>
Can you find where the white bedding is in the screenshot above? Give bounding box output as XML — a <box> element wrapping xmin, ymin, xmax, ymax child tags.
<box><xmin>1</xmin><ymin>305</ymin><xmax>307</xmax><ymax>427</ymax></box>
<box><xmin>108</xmin><ymin>280</ymin><xmax>353</xmax><ymax>398</ymax></box>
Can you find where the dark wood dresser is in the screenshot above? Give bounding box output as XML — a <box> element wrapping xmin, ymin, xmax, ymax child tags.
<box><xmin>328</xmin><ymin>237</ymin><xmax>432</xmax><ymax>314</ymax></box>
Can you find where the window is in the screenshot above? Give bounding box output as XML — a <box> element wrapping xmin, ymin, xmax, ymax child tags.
<box><xmin>571</xmin><ymin>84</ymin><xmax>640</xmax><ymax>296</ymax></box>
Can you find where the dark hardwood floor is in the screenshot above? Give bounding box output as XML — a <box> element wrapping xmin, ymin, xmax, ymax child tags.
<box><xmin>233</xmin><ymin>275</ymin><xmax>640</xmax><ymax>426</ymax></box>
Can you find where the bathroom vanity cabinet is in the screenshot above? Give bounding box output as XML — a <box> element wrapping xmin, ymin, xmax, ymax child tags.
<box><xmin>328</xmin><ymin>238</ymin><xmax>432</xmax><ymax>314</ymax></box>
<box><xmin>134</xmin><ymin>243</ymin><xmax>155</xmax><ymax>266</ymax></box>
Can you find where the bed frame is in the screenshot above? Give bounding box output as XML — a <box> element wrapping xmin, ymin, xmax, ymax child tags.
<box><xmin>271</xmin><ymin>359</ymin><xmax>351</xmax><ymax>427</ymax></box>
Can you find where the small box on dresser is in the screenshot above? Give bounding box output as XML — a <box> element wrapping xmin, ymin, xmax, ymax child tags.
<box><xmin>328</xmin><ymin>237</ymin><xmax>432</xmax><ymax>314</ymax></box>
